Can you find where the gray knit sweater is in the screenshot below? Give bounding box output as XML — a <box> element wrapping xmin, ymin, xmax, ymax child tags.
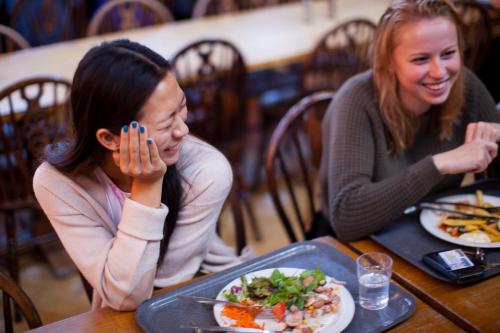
<box><xmin>319</xmin><ymin>69</ymin><xmax>500</xmax><ymax>241</ymax></box>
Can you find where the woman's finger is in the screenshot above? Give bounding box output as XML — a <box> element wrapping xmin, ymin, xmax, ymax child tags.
<box><xmin>139</xmin><ymin>125</ymin><xmax>151</xmax><ymax>169</ymax></box>
<box><xmin>119</xmin><ymin>125</ymin><xmax>130</xmax><ymax>174</ymax></box>
<box><xmin>129</xmin><ymin>121</ymin><xmax>141</xmax><ymax>173</ymax></box>
<box><xmin>148</xmin><ymin>137</ymin><xmax>162</xmax><ymax>168</ymax></box>
<box><xmin>465</xmin><ymin>123</ymin><xmax>477</xmax><ymax>143</ymax></box>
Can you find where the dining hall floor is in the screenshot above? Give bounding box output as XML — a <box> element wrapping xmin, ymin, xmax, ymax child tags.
<box><xmin>6</xmin><ymin>185</ymin><xmax>295</xmax><ymax>332</ymax></box>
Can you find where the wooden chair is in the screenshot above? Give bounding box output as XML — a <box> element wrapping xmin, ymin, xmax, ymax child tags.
<box><xmin>87</xmin><ymin>0</ymin><xmax>174</xmax><ymax>36</ymax></box>
<box><xmin>0</xmin><ymin>269</ymin><xmax>42</xmax><ymax>333</ymax></box>
<box><xmin>301</xmin><ymin>19</ymin><xmax>376</xmax><ymax>95</ymax></box>
<box><xmin>0</xmin><ymin>77</ymin><xmax>71</xmax><ymax>286</ymax></box>
<box><xmin>191</xmin><ymin>0</ymin><xmax>295</xmax><ymax>17</ymax></box>
<box><xmin>192</xmin><ymin>0</ymin><xmax>238</xmax><ymax>17</ymax></box>
<box><xmin>266</xmin><ymin>91</ymin><xmax>335</xmax><ymax>242</ymax></box>
<box><xmin>0</xmin><ymin>24</ymin><xmax>30</xmax><ymax>53</ymax></box>
<box><xmin>171</xmin><ymin>38</ymin><xmax>261</xmax><ymax>240</ymax></box>
<box><xmin>9</xmin><ymin>0</ymin><xmax>82</xmax><ymax>46</ymax></box>
<box><xmin>453</xmin><ymin>0</ymin><xmax>492</xmax><ymax>74</ymax></box>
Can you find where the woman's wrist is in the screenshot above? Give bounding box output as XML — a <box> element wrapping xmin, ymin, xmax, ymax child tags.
<box><xmin>130</xmin><ymin>178</ymin><xmax>164</xmax><ymax>208</ymax></box>
<box><xmin>432</xmin><ymin>153</ymin><xmax>449</xmax><ymax>175</ymax></box>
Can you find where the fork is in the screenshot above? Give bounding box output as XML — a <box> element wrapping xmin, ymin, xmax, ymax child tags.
<box><xmin>428</xmin><ymin>201</ymin><xmax>500</xmax><ymax>213</ymax></box>
<box><xmin>181</xmin><ymin>325</ymin><xmax>278</xmax><ymax>333</ymax></box>
<box><xmin>176</xmin><ymin>295</ymin><xmax>274</xmax><ymax>319</ymax></box>
<box><xmin>409</xmin><ymin>203</ymin><xmax>500</xmax><ymax>222</ymax></box>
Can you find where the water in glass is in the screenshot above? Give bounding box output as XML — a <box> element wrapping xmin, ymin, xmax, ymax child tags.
<box><xmin>358</xmin><ymin>272</ymin><xmax>389</xmax><ymax>310</ymax></box>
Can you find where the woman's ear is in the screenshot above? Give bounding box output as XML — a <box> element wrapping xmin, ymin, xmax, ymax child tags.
<box><xmin>96</xmin><ymin>128</ymin><xmax>119</xmax><ymax>152</ymax></box>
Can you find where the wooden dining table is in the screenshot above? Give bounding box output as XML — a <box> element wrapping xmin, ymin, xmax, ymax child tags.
<box><xmin>346</xmin><ymin>238</ymin><xmax>500</xmax><ymax>333</ymax></box>
<box><xmin>27</xmin><ymin>236</ymin><xmax>463</xmax><ymax>333</ymax></box>
<box><xmin>0</xmin><ymin>0</ymin><xmax>389</xmax><ymax>92</ymax></box>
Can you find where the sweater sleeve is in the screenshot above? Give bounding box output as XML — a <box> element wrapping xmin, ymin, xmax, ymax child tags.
<box><xmin>33</xmin><ymin>163</ymin><xmax>168</xmax><ymax>311</ymax></box>
<box><xmin>323</xmin><ymin>75</ymin><xmax>443</xmax><ymax>241</ymax></box>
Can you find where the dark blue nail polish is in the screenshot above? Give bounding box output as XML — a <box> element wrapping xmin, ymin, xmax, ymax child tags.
<box><xmin>140</xmin><ymin>126</ymin><xmax>145</xmax><ymax>133</ymax></box>
<box><xmin>132</xmin><ymin>121</ymin><xmax>137</xmax><ymax>129</ymax></box>
<box><xmin>122</xmin><ymin>125</ymin><xmax>128</xmax><ymax>133</ymax></box>
<box><xmin>147</xmin><ymin>138</ymin><xmax>153</xmax><ymax>144</ymax></box>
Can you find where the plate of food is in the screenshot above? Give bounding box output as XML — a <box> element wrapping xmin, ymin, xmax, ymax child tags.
<box><xmin>213</xmin><ymin>267</ymin><xmax>355</xmax><ymax>333</ymax></box>
<box><xmin>420</xmin><ymin>190</ymin><xmax>500</xmax><ymax>248</ymax></box>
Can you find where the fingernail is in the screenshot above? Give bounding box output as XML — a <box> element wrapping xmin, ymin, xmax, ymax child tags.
<box><xmin>140</xmin><ymin>126</ymin><xmax>145</xmax><ymax>133</ymax></box>
<box><xmin>132</xmin><ymin>121</ymin><xmax>137</xmax><ymax>129</ymax></box>
<box><xmin>122</xmin><ymin>125</ymin><xmax>128</xmax><ymax>133</ymax></box>
<box><xmin>147</xmin><ymin>138</ymin><xmax>153</xmax><ymax>144</ymax></box>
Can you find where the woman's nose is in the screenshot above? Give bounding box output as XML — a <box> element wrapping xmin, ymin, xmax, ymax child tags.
<box><xmin>173</xmin><ymin>117</ymin><xmax>189</xmax><ymax>139</ymax></box>
<box><xmin>429</xmin><ymin>58</ymin><xmax>446</xmax><ymax>78</ymax></box>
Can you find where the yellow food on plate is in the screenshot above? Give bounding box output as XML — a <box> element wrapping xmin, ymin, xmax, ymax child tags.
<box><xmin>458</xmin><ymin>230</ymin><xmax>491</xmax><ymax>243</ymax></box>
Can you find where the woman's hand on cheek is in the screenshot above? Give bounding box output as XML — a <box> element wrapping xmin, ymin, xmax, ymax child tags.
<box><xmin>432</xmin><ymin>139</ymin><xmax>498</xmax><ymax>175</ymax></box>
<box><xmin>113</xmin><ymin>121</ymin><xmax>167</xmax><ymax>184</ymax></box>
<box><xmin>465</xmin><ymin>122</ymin><xmax>500</xmax><ymax>144</ymax></box>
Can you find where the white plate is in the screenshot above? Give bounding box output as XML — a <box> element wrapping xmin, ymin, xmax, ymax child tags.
<box><xmin>214</xmin><ymin>268</ymin><xmax>355</xmax><ymax>333</ymax></box>
<box><xmin>420</xmin><ymin>194</ymin><xmax>500</xmax><ymax>248</ymax></box>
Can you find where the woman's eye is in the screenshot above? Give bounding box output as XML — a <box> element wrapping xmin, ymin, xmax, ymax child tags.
<box><xmin>412</xmin><ymin>57</ymin><xmax>427</xmax><ymax>64</ymax></box>
<box><xmin>442</xmin><ymin>50</ymin><xmax>456</xmax><ymax>59</ymax></box>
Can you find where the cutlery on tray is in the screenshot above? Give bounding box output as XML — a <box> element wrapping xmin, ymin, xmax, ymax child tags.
<box><xmin>428</xmin><ymin>201</ymin><xmax>500</xmax><ymax>213</ymax></box>
<box><xmin>176</xmin><ymin>295</ymin><xmax>273</xmax><ymax>318</ymax></box>
<box><xmin>405</xmin><ymin>203</ymin><xmax>500</xmax><ymax>222</ymax></box>
<box><xmin>181</xmin><ymin>325</ymin><xmax>277</xmax><ymax>333</ymax></box>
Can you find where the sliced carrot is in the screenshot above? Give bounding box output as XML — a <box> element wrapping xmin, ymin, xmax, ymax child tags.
<box><xmin>221</xmin><ymin>305</ymin><xmax>262</xmax><ymax>329</ymax></box>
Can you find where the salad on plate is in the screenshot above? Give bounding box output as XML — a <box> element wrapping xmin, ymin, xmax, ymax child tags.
<box><xmin>214</xmin><ymin>268</ymin><xmax>355</xmax><ymax>333</ymax></box>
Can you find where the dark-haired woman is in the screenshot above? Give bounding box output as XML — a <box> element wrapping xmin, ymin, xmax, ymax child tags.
<box><xmin>320</xmin><ymin>0</ymin><xmax>500</xmax><ymax>241</ymax></box>
<box><xmin>33</xmin><ymin>40</ymin><xmax>254</xmax><ymax>311</ymax></box>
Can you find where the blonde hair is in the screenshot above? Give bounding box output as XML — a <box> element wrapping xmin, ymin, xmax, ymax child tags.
<box><xmin>372</xmin><ymin>0</ymin><xmax>465</xmax><ymax>154</ymax></box>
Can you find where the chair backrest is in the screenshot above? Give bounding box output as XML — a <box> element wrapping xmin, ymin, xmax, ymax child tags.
<box><xmin>0</xmin><ymin>77</ymin><xmax>71</xmax><ymax>209</ymax></box>
<box><xmin>0</xmin><ymin>24</ymin><xmax>30</xmax><ymax>53</ymax></box>
<box><xmin>266</xmin><ymin>91</ymin><xmax>334</xmax><ymax>242</ymax></box>
<box><xmin>301</xmin><ymin>18</ymin><xmax>376</xmax><ymax>95</ymax></box>
<box><xmin>0</xmin><ymin>270</ymin><xmax>42</xmax><ymax>333</ymax></box>
<box><xmin>192</xmin><ymin>0</ymin><xmax>292</xmax><ymax>17</ymax></box>
<box><xmin>9</xmin><ymin>0</ymin><xmax>80</xmax><ymax>46</ymax></box>
<box><xmin>170</xmin><ymin>38</ymin><xmax>248</xmax><ymax>147</ymax></box>
<box><xmin>87</xmin><ymin>0</ymin><xmax>174</xmax><ymax>36</ymax></box>
<box><xmin>453</xmin><ymin>0</ymin><xmax>491</xmax><ymax>73</ymax></box>
<box><xmin>192</xmin><ymin>0</ymin><xmax>239</xmax><ymax>17</ymax></box>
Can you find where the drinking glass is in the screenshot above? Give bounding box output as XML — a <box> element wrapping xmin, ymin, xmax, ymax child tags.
<box><xmin>356</xmin><ymin>252</ymin><xmax>393</xmax><ymax>310</ymax></box>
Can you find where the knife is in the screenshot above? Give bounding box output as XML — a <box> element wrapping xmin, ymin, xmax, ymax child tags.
<box><xmin>409</xmin><ymin>203</ymin><xmax>500</xmax><ymax>222</ymax></box>
<box><xmin>180</xmin><ymin>325</ymin><xmax>276</xmax><ymax>333</ymax></box>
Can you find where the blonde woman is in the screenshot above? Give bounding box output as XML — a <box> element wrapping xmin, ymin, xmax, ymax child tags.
<box><xmin>320</xmin><ymin>0</ymin><xmax>500</xmax><ymax>241</ymax></box>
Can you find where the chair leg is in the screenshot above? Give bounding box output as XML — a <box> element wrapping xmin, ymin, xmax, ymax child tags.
<box><xmin>4</xmin><ymin>212</ymin><xmax>21</xmax><ymax>321</ymax></box>
<box><xmin>243</xmin><ymin>197</ymin><xmax>261</xmax><ymax>241</ymax></box>
<box><xmin>234</xmin><ymin>172</ymin><xmax>262</xmax><ymax>242</ymax></box>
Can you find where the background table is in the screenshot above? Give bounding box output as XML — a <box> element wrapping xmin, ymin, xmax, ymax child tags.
<box><xmin>0</xmin><ymin>0</ymin><xmax>389</xmax><ymax>91</ymax></box>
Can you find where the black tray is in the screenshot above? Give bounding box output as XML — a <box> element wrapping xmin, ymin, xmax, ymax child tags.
<box><xmin>136</xmin><ymin>241</ymin><xmax>416</xmax><ymax>332</ymax></box>
<box><xmin>371</xmin><ymin>180</ymin><xmax>500</xmax><ymax>283</ymax></box>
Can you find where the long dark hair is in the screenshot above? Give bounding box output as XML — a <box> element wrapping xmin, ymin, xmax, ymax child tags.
<box><xmin>45</xmin><ymin>39</ymin><xmax>181</xmax><ymax>266</ymax></box>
